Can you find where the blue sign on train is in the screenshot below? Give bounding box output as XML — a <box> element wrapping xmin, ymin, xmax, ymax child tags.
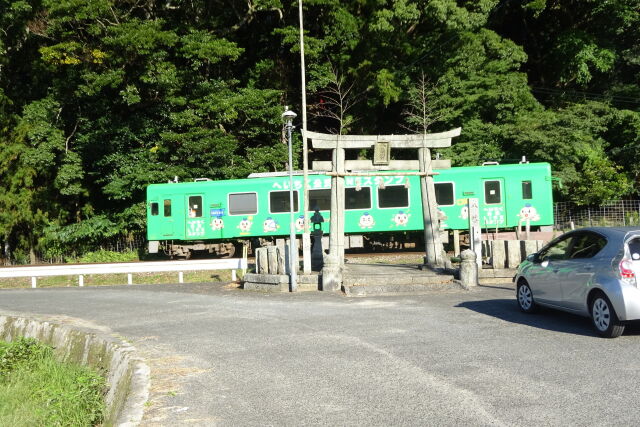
<box><xmin>210</xmin><ymin>208</ymin><xmax>225</xmax><ymax>217</ymax></box>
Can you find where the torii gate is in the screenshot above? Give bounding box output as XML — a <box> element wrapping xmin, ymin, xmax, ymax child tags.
<box><xmin>304</xmin><ymin>128</ymin><xmax>462</xmax><ymax>291</ymax></box>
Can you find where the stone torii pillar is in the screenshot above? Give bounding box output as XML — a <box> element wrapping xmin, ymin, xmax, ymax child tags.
<box><xmin>305</xmin><ymin>128</ymin><xmax>461</xmax><ymax>291</ymax></box>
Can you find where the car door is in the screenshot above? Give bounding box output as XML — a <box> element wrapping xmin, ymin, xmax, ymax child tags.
<box><xmin>556</xmin><ymin>232</ymin><xmax>607</xmax><ymax>311</ymax></box>
<box><xmin>528</xmin><ymin>234</ymin><xmax>574</xmax><ymax>305</ymax></box>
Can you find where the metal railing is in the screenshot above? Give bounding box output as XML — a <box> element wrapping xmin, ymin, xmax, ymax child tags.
<box><xmin>554</xmin><ymin>200</ymin><xmax>640</xmax><ymax>231</ymax></box>
<box><xmin>0</xmin><ymin>258</ymin><xmax>247</xmax><ymax>288</ymax></box>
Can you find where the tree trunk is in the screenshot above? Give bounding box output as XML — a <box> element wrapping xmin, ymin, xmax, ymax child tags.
<box><xmin>29</xmin><ymin>236</ymin><xmax>37</xmax><ymax>265</ymax></box>
<box><xmin>3</xmin><ymin>235</ymin><xmax>10</xmax><ymax>266</ymax></box>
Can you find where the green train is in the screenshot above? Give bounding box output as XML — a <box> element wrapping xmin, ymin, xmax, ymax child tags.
<box><xmin>146</xmin><ymin>162</ymin><xmax>554</xmax><ymax>257</ymax></box>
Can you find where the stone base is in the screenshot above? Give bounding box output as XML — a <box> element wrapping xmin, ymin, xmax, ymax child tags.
<box><xmin>478</xmin><ymin>268</ymin><xmax>517</xmax><ymax>285</ymax></box>
<box><xmin>242</xmin><ymin>273</ymin><xmax>321</xmax><ymax>292</ymax></box>
<box><xmin>342</xmin><ymin>263</ymin><xmax>461</xmax><ymax>296</ymax></box>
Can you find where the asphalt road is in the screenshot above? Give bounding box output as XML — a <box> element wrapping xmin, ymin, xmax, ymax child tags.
<box><xmin>1</xmin><ymin>282</ymin><xmax>639</xmax><ymax>426</ymax></box>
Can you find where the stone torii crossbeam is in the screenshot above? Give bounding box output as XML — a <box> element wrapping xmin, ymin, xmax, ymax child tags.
<box><xmin>304</xmin><ymin>128</ymin><xmax>462</xmax><ymax>291</ymax></box>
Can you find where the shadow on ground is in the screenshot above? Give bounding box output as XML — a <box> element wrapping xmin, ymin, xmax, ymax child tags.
<box><xmin>456</xmin><ymin>298</ymin><xmax>640</xmax><ymax>338</ymax></box>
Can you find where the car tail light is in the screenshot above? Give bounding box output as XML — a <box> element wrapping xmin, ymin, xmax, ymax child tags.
<box><xmin>619</xmin><ymin>259</ymin><xmax>636</xmax><ymax>281</ymax></box>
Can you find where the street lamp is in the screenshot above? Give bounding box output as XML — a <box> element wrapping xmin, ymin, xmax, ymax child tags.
<box><xmin>282</xmin><ymin>108</ymin><xmax>298</xmax><ymax>291</ymax></box>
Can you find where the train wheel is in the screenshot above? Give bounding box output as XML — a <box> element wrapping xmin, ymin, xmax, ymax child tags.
<box><xmin>218</xmin><ymin>243</ymin><xmax>236</xmax><ymax>258</ymax></box>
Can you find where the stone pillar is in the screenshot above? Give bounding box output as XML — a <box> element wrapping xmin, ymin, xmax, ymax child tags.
<box><xmin>453</xmin><ymin>230</ymin><xmax>460</xmax><ymax>257</ymax></box>
<box><xmin>524</xmin><ymin>240</ymin><xmax>538</xmax><ymax>259</ymax></box>
<box><xmin>328</xmin><ymin>140</ymin><xmax>345</xmax><ymax>286</ymax></box>
<box><xmin>460</xmin><ymin>249</ymin><xmax>478</xmax><ymax>288</ymax></box>
<box><xmin>322</xmin><ymin>254</ymin><xmax>341</xmax><ymax>291</ymax></box>
<box><xmin>276</xmin><ymin>240</ymin><xmax>286</xmax><ymax>274</ymax></box>
<box><xmin>256</xmin><ymin>248</ymin><xmax>268</xmax><ymax>274</ymax></box>
<box><xmin>266</xmin><ymin>246</ymin><xmax>278</xmax><ymax>274</ymax></box>
<box><xmin>302</xmin><ymin>233</ymin><xmax>311</xmax><ymax>273</ymax></box>
<box><xmin>419</xmin><ymin>146</ymin><xmax>444</xmax><ymax>267</ymax></box>
<box><xmin>506</xmin><ymin>240</ymin><xmax>522</xmax><ymax>269</ymax></box>
<box><xmin>491</xmin><ymin>240</ymin><xmax>507</xmax><ymax>269</ymax></box>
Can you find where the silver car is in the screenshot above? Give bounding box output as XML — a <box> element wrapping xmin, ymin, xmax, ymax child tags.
<box><xmin>515</xmin><ymin>227</ymin><xmax>640</xmax><ymax>338</ymax></box>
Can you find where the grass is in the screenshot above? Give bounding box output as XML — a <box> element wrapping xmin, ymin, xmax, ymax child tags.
<box><xmin>0</xmin><ymin>338</ymin><xmax>105</xmax><ymax>426</ymax></box>
<box><xmin>0</xmin><ymin>269</ymin><xmax>241</xmax><ymax>289</ymax></box>
<box><xmin>345</xmin><ymin>253</ymin><xmax>424</xmax><ymax>265</ymax></box>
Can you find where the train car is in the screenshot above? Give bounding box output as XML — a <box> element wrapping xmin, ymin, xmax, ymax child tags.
<box><xmin>146</xmin><ymin>162</ymin><xmax>554</xmax><ymax>257</ymax></box>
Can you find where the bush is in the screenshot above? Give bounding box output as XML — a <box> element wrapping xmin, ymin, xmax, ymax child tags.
<box><xmin>0</xmin><ymin>337</ymin><xmax>52</xmax><ymax>377</ymax></box>
<box><xmin>77</xmin><ymin>249</ymin><xmax>139</xmax><ymax>263</ymax></box>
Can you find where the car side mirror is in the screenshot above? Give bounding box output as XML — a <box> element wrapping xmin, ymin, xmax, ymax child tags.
<box><xmin>527</xmin><ymin>253</ymin><xmax>539</xmax><ymax>263</ymax></box>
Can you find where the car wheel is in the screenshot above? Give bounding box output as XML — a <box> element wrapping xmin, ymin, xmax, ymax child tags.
<box><xmin>517</xmin><ymin>280</ymin><xmax>538</xmax><ymax>313</ymax></box>
<box><xmin>590</xmin><ymin>294</ymin><xmax>625</xmax><ymax>338</ymax></box>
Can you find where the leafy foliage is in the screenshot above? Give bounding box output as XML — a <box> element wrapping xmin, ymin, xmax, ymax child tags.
<box><xmin>0</xmin><ymin>337</ymin><xmax>52</xmax><ymax>378</ymax></box>
<box><xmin>77</xmin><ymin>249</ymin><xmax>139</xmax><ymax>263</ymax></box>
<box><xmin>0</xmin><ymin>0</ymin><xmax>638</xmax><ymax>260</ymax></box>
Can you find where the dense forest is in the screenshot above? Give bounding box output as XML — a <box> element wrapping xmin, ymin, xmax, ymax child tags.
<box><xmin>0</xmin><ymin>0</ymin><xmax>638</xmax><ymax>261</ymax></box>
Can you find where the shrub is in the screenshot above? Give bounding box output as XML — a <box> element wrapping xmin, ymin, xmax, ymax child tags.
<box><xmin>77</xmin><ymin>249</ymin><xmax>139</xmax><ymax>263</ymax></box>
<box><xmin>0</xmin><ymin>337</ymin><xmax>52</xmax><ymax>377</ymax></box>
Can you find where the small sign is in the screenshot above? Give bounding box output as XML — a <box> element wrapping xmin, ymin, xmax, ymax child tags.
<box><xmin>210</xmin><ymin>208</ymin><xmax>225</xmax><ymax>217</ymax></box>
<box><xmin>373</xmin><ymin>141</ymin><xmax>391</xmax><ymax>165</ymax></box>
<box><xmin>211</xmin><ymin>203</ymin><xmax>222</xmax><ymax>208</ymax></box>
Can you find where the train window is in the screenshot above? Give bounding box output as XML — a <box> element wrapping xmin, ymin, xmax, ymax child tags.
<box><xmin>229</xmin><ymin>192</ymin><xmax>258</xmax><ymax>215</ymax></box>
<box><xmin>163</xmin><ymin>199</ymin><xmax>171</xmax><ymax>217</ymax></box>
<box><xmin>522</xmin><ymin>181</ymin><xmax>533</xmax><ymax>199</ymax></box>
<box><xmin>150</xmin><ymin>202</ymin><xmax>159</xmax><ymax>216</ymax></box>
<box><xmin>378</xmin><ymin>185</ymin><xmax>408</xmax><ymax>209</ymax></box>
<box><xmin>308</xmin><ymin>189</ymin><xmax>331</xmax><ymax>211</ymax></box>
<box><xmin>435</xmin><ymin>182</ymin><xmax>454</xmax><ymax>206</ymax></box>
<box><xmin>270</xmin><ymin>190</ymin><xmax>299</xmax><ymax>213</ymax></box>
<box><xmin>484</xmin><ymin>181</ymin><xmax>502</xmax><ymax>204</ymax></box>
<box><xmin>188</xmin><ymin>196</ymin><xmax>203</xmax><ymax>218</ymax></box>
<box><xmin>346</xmin><ymin>187</ymin><xmax>371</xmax><ymax>210</ymax></box>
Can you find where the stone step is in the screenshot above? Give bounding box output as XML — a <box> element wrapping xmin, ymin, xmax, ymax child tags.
<box><xmin>243</xmin><ymin>272</ymin><xmax>321</xmax><ymax>292</ymax></box>
<box><xmin>343</xmin><ymin>280</ymin><xmax>463</xmax><ymax>297</ymax></box>
<box><xmin>342</xmin><ymin>273</ymin><xmax>455</xmax><ymax>287</ymax></box>
<box><xmin>341</xmin><ymin>263</ymin><xmax>462</xmax><ymax>296</ymax></box>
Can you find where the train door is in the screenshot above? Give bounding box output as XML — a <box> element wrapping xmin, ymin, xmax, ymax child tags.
<box><xmin>148</xmin><ymin>198</ymin><xmax>161</xmax><ymax>238</ymax></box>
<box><xmin>149</xmin><ymin>196</ymin><xmax>178</xmax><ymax>238</ymax></box>
<box><xmin>482</xmin><ymin>179</ymin><xmax>506</xmax><ymax>228</ymax></box>
<box><xmin>185</xmin><ymin>194</ymin><xmax>206</xmax><ymax>239</ymax></box>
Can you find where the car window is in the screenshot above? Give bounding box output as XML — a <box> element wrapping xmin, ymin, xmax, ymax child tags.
<box><xmin>628</xmin><ymin>237</ymin><xmax>640</xmax><ymax>260</ymax></box>
<box><xmin>540</xmin><ymin>236</ymin><xmax>572</xmax><ymax>261</ymax></box>
<box><xmin>568</xmin><ymin>233</ymin><xmax>607</xmax><ymax>259</ymax></box>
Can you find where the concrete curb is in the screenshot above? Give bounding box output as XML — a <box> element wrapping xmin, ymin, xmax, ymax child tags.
<box><xmin>0</xmin><ymin>311</ymin><xmax>150</xmax><ymax>426</ymax></box>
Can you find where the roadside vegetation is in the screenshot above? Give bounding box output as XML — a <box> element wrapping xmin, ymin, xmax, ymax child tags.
<box><xmin>0</xmin><ymin>337</ymin><xmax>105</xmax><ymax>426</ymax></box>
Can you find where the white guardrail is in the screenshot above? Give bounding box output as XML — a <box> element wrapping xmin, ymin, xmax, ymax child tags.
<box><xmin>0</xmin><ymin>258</ymin><xmax>248</xmax><ymax>288</ymax></box>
